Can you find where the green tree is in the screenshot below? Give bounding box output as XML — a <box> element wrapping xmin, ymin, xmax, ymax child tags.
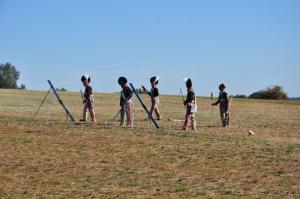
<box><xmin>0</xmin><ymin>63</ymin><xmax>20</xmax><ymax>89</ymax></box>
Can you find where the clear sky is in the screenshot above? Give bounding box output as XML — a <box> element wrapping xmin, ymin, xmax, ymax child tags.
<box><xmin>0</xmin><ymin>0</ymin><xmax>299</xmax><ymax>96</ymax></box>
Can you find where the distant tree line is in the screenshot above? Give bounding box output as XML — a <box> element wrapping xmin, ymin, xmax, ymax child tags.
<box><xmin>232</xmin><ymin>94</ymin><xmax>247</xmax><ymax>99</ymax></box>
<box><xmin>233</xmin><ymin>85</ymin><xmax>288</xmax><ymax>100</ymax></box>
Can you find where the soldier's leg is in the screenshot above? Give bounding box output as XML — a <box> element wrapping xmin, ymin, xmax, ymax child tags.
<box><xmin>220</xmin><ymin>110</ymin><xmax>226</xmax><ymax>127</ymax></box>
<box><xmin>88</xmin><ymin>99</ymin><xmax>96</xmax><ymax>122</ymax></box>
<box><xmin>120</xmin><ymin>106</ymin><xmax>126</xmax><ymax>126</ymax></box>
<box><xmin>154</xmin><ymin>98</ymin><xmax>161</xmax><ymax>120</ymax></box>
<box><xmin>191</xmin><ymin>113</ymin><xmax>196</xmax><ymax>130</ymax></box>
<box><xmin>126</xmin><ymin>102</ymin><xmax>132</xmax><ymax>127</ymax></box>
<box><xmin>154</xmin><ymin>107</ymin><xmax>161</xmax><ymax>120</ymax></box>
<box><xmin>149</xmin><ymin>101</ymin><xmax>155</xmax><ymax>118</ymax></box>
<box><xmin>225</xmin><ymin>112</ymin><xmax>230</xmax><ymax>126</ymax></box>
<box><xmin>82</xmin><ymin>103</ymin><xmax>88</xmax><ymax>121</ymax></box>
<box><xmin>183</xmin><ymin>111</ymin><xmax>190</xmax><ymax>130</ymax></box>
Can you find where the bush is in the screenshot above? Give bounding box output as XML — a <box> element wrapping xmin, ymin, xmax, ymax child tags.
<box><xmin>233</xmin><ymin>95</ymin><xmax>247</xmax><ymax>98</ymax></box>
<box><xmin>19</xmin><ymin>84</ymin><xmax>26</xmax><ymax>90</ymax></box>
<box><xmin>249</xmin><ymin>85</ymin><xmax>288</xmax><ymax>100</ymax></box>
<box><xmin>56</xmin><ymin>87</ymin><xmax>67</xmax><ymax>92</ymax></box>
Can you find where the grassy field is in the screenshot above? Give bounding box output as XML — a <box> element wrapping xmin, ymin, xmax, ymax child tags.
<box><xmin>0</xmin><ymin>89</ymin><xmax>299</xmax><ymax>198</ymax></box>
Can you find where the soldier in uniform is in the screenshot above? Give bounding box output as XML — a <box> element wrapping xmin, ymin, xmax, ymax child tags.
<box><xmin>80</xmin><ymin>74</ymin><xmax>96</xmax><ymax>122</ymax></box>
<box><xmin>147</xmin><ymin>76</ymin><xmax>161</xmax><ymax>120</ymax></box>
<box><xmin>183</xmin><ymin>78</ymin><xmax>197</xmax><ymax>131</ymax></box>
<box><xmin>118</xmin><ymin>77</ymin><xmax>133</xmax><ymax>128</ymax></box>
<box><xmin>212</xmin><ymin>83</ymin><xmax>230</xmax><ymax>127</ymax></box>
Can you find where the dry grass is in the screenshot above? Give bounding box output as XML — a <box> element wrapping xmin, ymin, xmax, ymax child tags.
<box><xmin>0</xmin><ymin>89</ymin><xmax>299</xmax><ymax>198</ymax></box>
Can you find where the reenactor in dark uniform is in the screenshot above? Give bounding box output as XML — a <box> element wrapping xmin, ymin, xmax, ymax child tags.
<box><xmin>80</xmin><ymin>74</ymin><xmax>96</xmax><ymax>122</ymax></box>
<box><xmin>147</xmin><ymin>76</ymin><xmax>161</xmax><ymax>120</ymax></box>
<box><xmin>212</xmin><ymin>83</ymin><xmax>231</xmax><ymax>127</ymax></box>
<box><xmin>183</xmin><ymin>78</ymin><xmax>197</xmax><ymax>131</ymax></box>
<box><xmin>118</xmin><ymin>77</ymin><xmax>133</xmax><ymax>127</ymax></box>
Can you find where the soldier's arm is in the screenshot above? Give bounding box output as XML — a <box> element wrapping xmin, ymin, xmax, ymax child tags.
<box><xmin>184</xmin><ymin>99</ymin><xmax>188</xmax><ymax>105</ymax></box>
<box><xmin>153</xmin><ymin>88</ymin><xmax>159</xmax><ymax>97</ymax></box>
<box><xmin>142</xmin><ymin>86</ymin><xmax>151</xmax><ymax>96</ymax></box>
<box><xmin>120</xmin><ymin>91</ymin><xmax>125</xmax><ymax>106</ymax></box>
<box><xmin>212</xmin><ymin>100</ymin><xmax>219</xmax><ymax>106</ymax></box>
<box><xmin>227</xmin><ymin>95</ymin><xmax>232</xmax><ymax>110</ymax></box>
<box><xmin>87</xmin><ymin>87</ymin><xmax>92</xmax><ymax>97</ymax></box>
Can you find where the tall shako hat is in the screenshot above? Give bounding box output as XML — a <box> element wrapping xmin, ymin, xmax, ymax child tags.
<box><xmin>219</xmin><ymin>83</ymin><xmax>226</xmax><ymax>89</ymax></box>
<box><xmin>184</xmin><ymin>78</ymin><xmax>192</xmax><ymax>88</ymax></box>
<box><xmin>118</xmin><ymin>77</ymin><xmax>127</xmax><ymax>85</ymax></box>
<box><xmin>150</xmin><ymin>76</ymin><xmax>159</xmax><ymax>85</ymax></box>
<box><xmin>81</xmin><ymin>74</ymin><xmax>91</xmax><ymax>83</ymax></box>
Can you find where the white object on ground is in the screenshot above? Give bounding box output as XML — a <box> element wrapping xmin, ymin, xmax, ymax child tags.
<box><xmin>248</xmin><ymin>130</ymin><xmax>255</xmax><ymax>136</ymax></box>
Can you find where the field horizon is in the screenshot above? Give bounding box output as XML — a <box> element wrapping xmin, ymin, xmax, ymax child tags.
<box><xmin>4</xmin><ymin>87</ymin><xmax>300</xmax><ymax>99</ymax></box>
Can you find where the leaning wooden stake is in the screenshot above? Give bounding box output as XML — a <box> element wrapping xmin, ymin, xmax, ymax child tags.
<box><xmin>211</xmin><ymin>92</ymin><xmax>215</xmax><ymax>127</ymax></box>
<box><xmin>129</xmin><ymin>83</ymin><xmax>159</xmax><ymax>129</ymax></box>
<box><xmin>31</xmin><ymin>88</ymin><xmax>51</xmax><ymax>121</ymax></box>
<box><xmin>47</xmin><ymin>80</ymin><xmax>75</xmax><ymax>122</ymax></box>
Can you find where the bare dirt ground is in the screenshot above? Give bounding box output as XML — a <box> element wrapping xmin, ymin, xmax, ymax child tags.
<box><xmin>0</xmin><ymin>89</ymin><xmax>299</xmax><ymax>198</ymax></box>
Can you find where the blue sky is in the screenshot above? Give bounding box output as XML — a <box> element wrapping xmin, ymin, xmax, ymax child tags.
<box><xmin>0</xmin><ymin>0</ymin><xmax>299</xmax><ymax>96</ymax></box>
